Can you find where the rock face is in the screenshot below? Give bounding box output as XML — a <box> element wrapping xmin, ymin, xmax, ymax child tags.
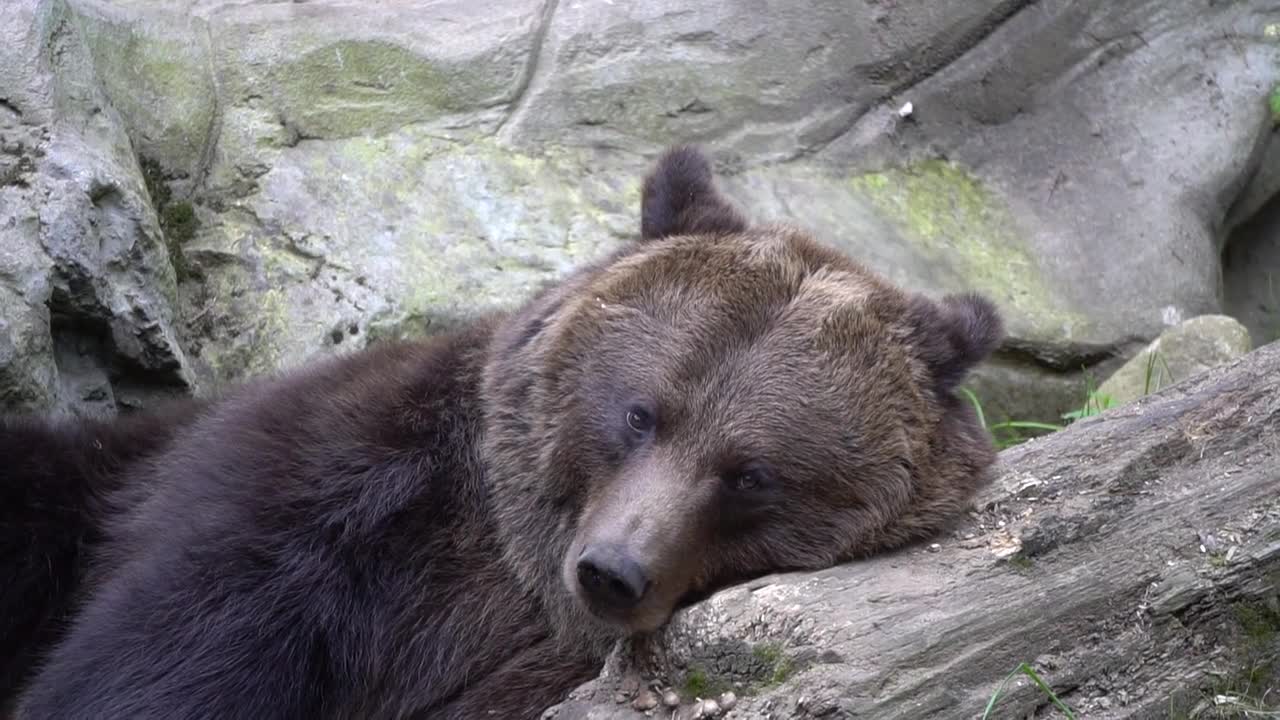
<box><xmin>1</xmin><ymin>0</ymin><xmax>1277</xmax><ymax>423</ymax></box>
<box><xmin>1096</xmin><ymin>314</ymin><xmax>1253</xmax><ymax>407</ymax></box>
<box><xmin>1</xmin><ymin>0</ymin><xmax>192</xmax><ymax>417</ymax></box>
<box><xmin>544</xmin><ymin>342</ymin><xmax>1280</xmax><ymax>719</ymax></box>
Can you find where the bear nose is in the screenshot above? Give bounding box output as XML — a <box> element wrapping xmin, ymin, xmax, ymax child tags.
<box><xmin>576</xmin><ymin>544</ymin><xmax>650</xmax><ymax>611</ymax></box>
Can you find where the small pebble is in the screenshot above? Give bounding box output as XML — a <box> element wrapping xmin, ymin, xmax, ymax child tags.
<box><xmin>700</xmin><ymin>698</ymin><xmax>721</xmax><ymax>717</ymax></box>
<box><xmin>632</xmin><ymin>689</ymin><xmax>659</xmax><ymax>711</ymax></box>
<box><xmin>927</xmin><ymin>543</ymin><xmax>941</xmax><ymax>553</ymax></box>
<box><xmin>662</xmin><ymin>689</ymin><xmax>681</xmax><ymax>707</ymax></box>
<box><xmin>613</xmin><ymin>692</ymin><xmax>628</xmax><ymax>704</ymax></box>
<box><xmin>719</xmin><ymin>692</ymin><xmax>737</xmax><ymax>711</ymax></box>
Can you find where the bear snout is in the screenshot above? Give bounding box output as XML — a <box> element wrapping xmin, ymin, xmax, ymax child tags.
<box><xmin>576</xmin><ymin>543</ymin><xmax>651</xmax><ymax>612</ymax></box>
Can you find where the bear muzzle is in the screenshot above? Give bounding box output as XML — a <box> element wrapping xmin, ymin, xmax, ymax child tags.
<box><xmin>575</xmin><ymin>543</ymin><xmax>651</xmax><ymax>612</ymax></box>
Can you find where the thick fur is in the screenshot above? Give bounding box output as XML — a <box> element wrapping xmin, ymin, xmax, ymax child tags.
<box><xmin>0</xmin><ymin>398</ymin><xmax>207</xmax><ymax>710</ymax></box>
<box><xmin>0</xmin><ymin>146</ymin><xmax>1004</xmax><ymax>719</ymax></box>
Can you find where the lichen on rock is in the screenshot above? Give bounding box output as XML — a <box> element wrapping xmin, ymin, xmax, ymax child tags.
<box><xmin>850</xmin><ymin>160</ymin><xmax>1094</xmax><ymax>348</ymax></box>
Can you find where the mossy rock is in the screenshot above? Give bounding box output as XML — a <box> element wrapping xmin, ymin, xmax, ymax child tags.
<box><xmin>849</xmin><ymin>159</ymin><xmax>1094</xmax><ymax>347</ymax></box>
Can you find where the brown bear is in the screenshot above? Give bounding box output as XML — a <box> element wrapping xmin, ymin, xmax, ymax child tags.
<box><xmin>0</xmin><ymin>146</ymin><xmax>1002</xmax><ymax>719</ymax></box>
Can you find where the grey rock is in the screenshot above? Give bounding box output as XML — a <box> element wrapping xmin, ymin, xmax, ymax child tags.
<box><xmin>2</xmin><ymin>0</ymin><xmax>1277</xmax><ymax>428</ymax></box>
<box><xmin>838</xmin><ymin>0</ymin><xmax>1279</xmax><ymax>363</ymax></box>
<box><xmin>630</xmin><ymin>689</ymin><xmax>657</xmax><ymax>712</ymax></box>
<box><xmin>1225</xmin><ymin>133</ymin><xmax>1280</xmax><ymax>238</ymax></box>
<box><xmin>0</xmin><ymin>0</ymin><xmax>193</xmax><ymax>416</ymax></box>
<box><xmin>1097</xmin><ymin>314</ymin><xmax>1252</xmax><ymax>406</ymax></box>
<box><xmin>497</xmin><ymin>0</ymin><xmax>1027</xmax><ymax>161</ymax></box>
<box><xmin>172</xmin><ymin>137</ymin><xmax>641</xmax><ymax>385</ymax></box>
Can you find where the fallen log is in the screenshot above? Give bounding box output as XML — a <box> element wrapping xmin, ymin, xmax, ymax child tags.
<box><xmin>545</xmin><ymin>342</ymin><xmax>1280</xmax><ymax>720</ymax></box>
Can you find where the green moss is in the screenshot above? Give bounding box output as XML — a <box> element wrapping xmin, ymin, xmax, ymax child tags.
<box><xmin>189</xmin><ymin>267</ymin><xmax>292</xmax><ymax>384</ymax></box>
<box><xmin>679</xmin><ymin>667</ymin><xmax>736</xmax><ymax>699</ymax></box>
<box><xmin>751</xmin><ymin>642</ymin><xmax>795</xmax><ymax>686</ymax></box>
<box><xmin>752</xmin><ymin>643</ymin><xmax>782</xmax><ymax>664</ymax></box>
<box><xmin>139</xmin><ymin>157</ymin><xmax>199</xmax><ymax>282</ymax></box>
<box><xmin>274</xmin><ymin>40</ymin><xmax>504</xmax><ymax>139</ymax></box>
<box><xmin>180</xmin><ymin>137</ymin><xmax>637</xmax><ymax>385</ymax></box>
<box><xmin>673</xmin><ymin>644</ymin><xmax>797</xmax><ymax>701</ymax></box>
<box><xmin>1006</xmin><ymin>554</ymin><xmax>1035</xmax><ymax>572</ymax></box>
<box><xmin>77</xmin><ymin>14</ymin><xmax>215</xmax><ymax>169</ymax></box>
<box><xmin>851</xmin><ymin>160</ymin><xmax>1091</xmax><ymax>342</ymax></box>
<box><xmin>770</xmin><ymin>656</ymin><xmax>794</xmax><ymax>685</ymax></box>
<box><xmin>140</xmin><ymin>156</ymin><xmax>171</xmax><ymax>208</ymax></box>
<box><xmin>1270</xmin><ymin>86</ymin><xmax>1280</xmax><ymax>126</ymax></box>
<box><xmin>1234</xmin><ymin>602</ymin><xmax>1280</xmax><ymax>645</ymax></box>
<box><xmin>162</xmin><ymin>202</ymin><xmax>198</xmax><ymax>243</ymax></box>
<box><xmin>682</xmin><ymin>668</ymin><xmax>709</xmax><ymax>698</ymax></box>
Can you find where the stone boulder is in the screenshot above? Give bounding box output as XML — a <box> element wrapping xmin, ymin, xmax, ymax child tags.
<box><xmin>1096</xmin><ymin>314</ymin><xmax>1253</xmax><ymax>407</ymax></box>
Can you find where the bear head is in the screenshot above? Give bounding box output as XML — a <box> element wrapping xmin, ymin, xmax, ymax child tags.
<box><xmin>482</xmin><ymin>146</ymin><xmax>1004</xmax><ymax>637</ymax></box>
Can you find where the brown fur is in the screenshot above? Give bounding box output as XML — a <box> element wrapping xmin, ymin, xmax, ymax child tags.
<box><xmin>2</xmin><ymin>145</ymin><xmax>1002</xmax><ymax>718</ymax></box>
<box><xmin>486</xmin><ymin>148</ymin><xmax>1002</xmax><ymax>635</ymax></box>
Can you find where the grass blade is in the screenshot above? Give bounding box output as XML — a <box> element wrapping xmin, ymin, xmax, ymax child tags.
<box><xmin>981</xmin><ymin>662</ymin><xmax>1077</xmax><ymax>720</ymax></box>
<box><xmin>960</xmin><ymin>387</ymin><xmax>988</xmax><ymax>431</ymax></box>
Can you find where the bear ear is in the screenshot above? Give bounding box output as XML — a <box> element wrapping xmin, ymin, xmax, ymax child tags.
<box><xmin>904</xmin><ymin>291</ymin><xmax>1004</xmax><ymax>395</ymax></box>
<box><xmin>640</xmin><ymin>145</ymin><xmax>749</xmax><ymax>241</ymax></box>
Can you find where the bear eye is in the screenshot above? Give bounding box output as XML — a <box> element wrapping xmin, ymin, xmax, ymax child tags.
<box><xmin>724</xmin><ymin>462</ymin><xmax>771</xmax><ymax>493</ymax></box>
<box><xmin>732</xmin><ymin>471</ymin><xmax>760</xmax><ymax>491</ymax></box>
<box><xmin>625</xmin><ymin>405</ymin><xmax>654</xmax><ymax>434</ymax></box>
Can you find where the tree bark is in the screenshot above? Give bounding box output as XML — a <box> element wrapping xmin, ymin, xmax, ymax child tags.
<box><xmin>545</xmin><ymin>342</ymin><xmax>1280</xmax><ymax>720</ymax></box>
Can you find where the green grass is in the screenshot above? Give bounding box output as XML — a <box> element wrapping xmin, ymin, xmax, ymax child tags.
<box><xmin>982</xmin><ymin>662</ymin><xmax>1077</xmax><ymax>719</ymax></box>
<box><xmin>1167</xmin><ymin>656</ymin><xmax>1279</xmax><ymax>719</ymax></box>
<box><xmin>961</xmin><ymin>386</ymin><xmax>1065</xmax><ymax>449</ymax></box>
<box><xmin>1269</xmin><ymin>85</ymin><xmax>1280</xmax><ymax>126</ymax></box>
<box><xmin>963</xmin><ymin>351</ymin><xmax>1171</xmax><ymax>450</ymax></box>
<box><xmin>1142</xmin><ymin>349</ymin><xmax>1176</xmax><ymax>396</ymax></box>
<box><xmin>1164</xmin><ymin>598</ymin><xmax>1280</xmax><ymax>717</ymax></box>
<box><xmin>959</xmin><ymin>388</ymin><xmax>1048</xmax><ymax>449</ymax></box>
